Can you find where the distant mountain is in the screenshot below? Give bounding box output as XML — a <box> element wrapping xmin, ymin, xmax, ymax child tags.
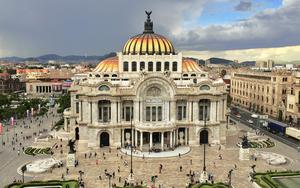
<box><xmin>239</xmin><ymin>61</ymin><xmax>256</xmax><ymax>66</ymax></box>
<box><xmin>0</xmin><ymin>52</ymin><xmax>116</xmax><ymax>63</ymax></box>
<box><xmin>208</xmin><ymin>57</ymin><xmax>234</xmax><ymax>65</ymax></box>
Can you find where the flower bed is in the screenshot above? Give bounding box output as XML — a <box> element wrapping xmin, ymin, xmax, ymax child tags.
<box><xmin>191</xmin><ymin>182</ymin><xmax>231</xmax><ymax>188</ymax></box>
<box><xmin>253</xmin><ymin>171</ymin><xmax>300</xmax><ymax>188</ymax></box>
<box><xmin>249</xmin><ymin>139</ymin><xmax>275</xmax><ymax>148</ymax></box>
<box><xmin>24</xmin><ymin>147</ymin><xmax>52</xmax><ymax>156</ymax></box>
<box><xmin>5</xmin><ymin>180</ymin><xmax>78</xmax><ymax>188</ymax></box>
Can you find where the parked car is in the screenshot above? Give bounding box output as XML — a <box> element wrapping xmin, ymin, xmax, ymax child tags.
<box><xmin>247</xmin><ymin>120</ymin><xmax>254</xmax><ymax>124</ymax></box>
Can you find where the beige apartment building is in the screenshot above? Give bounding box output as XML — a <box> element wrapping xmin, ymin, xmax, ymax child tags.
<box><xmin>286</xmin><ymin>72</ymin><xmax>300</xmax><ymax>125</ymax></box>
<box><xmin>231</xmin><ymin>71</ymin><xmax>292</xmax><ymax>121</ymax></box>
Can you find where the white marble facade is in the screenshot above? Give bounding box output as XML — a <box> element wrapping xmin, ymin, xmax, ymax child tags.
<box><xmin>64</xmin><ymin>14</ymin><xmax>227</xmax><ymax>151</ymax></box>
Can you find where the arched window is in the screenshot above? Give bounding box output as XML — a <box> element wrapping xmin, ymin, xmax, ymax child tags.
<box><xmin>98</xmin><ymin>85</ymin><xmax>110</xmax><ymax>91</ymax></box>
<box><xmin>140</xmin><ymin>61</ymin><xmax>145</xmax><ymax>71</ymax></box>
<box><xmin>132</xmin><ymin>61</ymin><xmax>137</xmax><ymax>72</ymax></box>
<box><xmin>200</xmin><ymin>85</ymin><xmax>210</xmax><ymax>91</ymax></box>
<box><xmin>156</xmin><ymin>61</ymin><xmax>161</xmax><ymax>71</ymax></box>
<box><xmin>172</xmin><ymin>61</ymin><xmax>178</xmax><ymax>71</ymax></box>
<box><xmin>104</xmin><ymin>74</ymin><xmax>109</xmax><ymax>77</ymax></box>
<box><xmin>191</xmin><ymin>74</ymin><xmax>196</xmax><ymax>77</ymax></box>
<box><xmin>201</xmin><ymin>74</ymin><xmax>206</xmax><ymax>77</ymax></box>
<box><xmin>112</xmin><ymin>74</ymin><xmax>118</xmax><ymax>77</ymax></box>
<box><xmin>183</xmin><ymin>74</ymin><xmax>188</xmax><ymax>77</ymax></box>
<box><xmin>95</xmin><ymin>74</ymin><xmax>100</xmax><ymax>78</ymax></box>
<box><xmin>164</xmin><ymin>62</ymin><xmax>169</xmax><ymax>71</ymax></box>
<box><xmin>89</xmin><ymin>74</ymin><xmax>93</xmax><ymax>77</ymax></box>
<box><xmin>199</xmin><ymin>99</ymin><xmax>210</xmax><ymax>121</ymax></box>
<box><xmin>148</xmin><ymin>61</ymin><xmax>153</xmax><ymax>71</ymax></box>
<box><xmin>123</xmin><ymin>61</ymin><xmax>129</xmax><ymax>72</ymax></box>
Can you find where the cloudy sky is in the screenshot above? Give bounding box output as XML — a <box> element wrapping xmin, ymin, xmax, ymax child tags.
<box><xmin>0</xmin><ymin>0</ymin><xmax>299</xmax><ymax>59</ymax></box>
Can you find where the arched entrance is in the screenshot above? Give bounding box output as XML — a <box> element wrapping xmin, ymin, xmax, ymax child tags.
<box><xmin>75</xmin><ymin>127</ymin><xmax>79</xmax><ymax>140</ymax></box>
<box><xmin>100</xmin><ymin>132</ymin><xmax>110</xmax><ymax>147</ymax></box>
<box><xmin>200</xmin><ymin>129</ymin><xmax>208</xmax><ymax>144</ymax></box>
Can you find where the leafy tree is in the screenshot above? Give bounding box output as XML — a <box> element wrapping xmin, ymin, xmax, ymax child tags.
<box><xmin>57</xmin><ymin>93</ymin><xmax>71</xmax><ymax>113</ymax></box>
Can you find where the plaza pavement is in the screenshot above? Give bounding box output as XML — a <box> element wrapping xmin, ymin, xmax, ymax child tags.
<box><xmin>0</xmin><ymin>107</ymin><xmax>61</xmax><ymax>187</ymax></box>
<box><xmin>31</xmin><ymin>122</ymin><xmax>300</xmax><ymax>188</ymax></box>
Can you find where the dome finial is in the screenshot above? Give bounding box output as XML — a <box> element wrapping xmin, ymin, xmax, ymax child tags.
<box><xmin>144</xmin><ymin>10</ymin><xmax>154</xmax><ymax>34</ymax></box>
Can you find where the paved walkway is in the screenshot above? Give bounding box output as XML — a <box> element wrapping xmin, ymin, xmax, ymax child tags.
<box><xmin>0</xmin><ymin>107</ymin><xmax>61</xmax><ymax>187</ymax></box>
<box><xmin>120</xmin><ymin>146</ymin><xmax>190</xmax><ymax>158</ymax></box>
<box><xmin>4</xmin><ymin>115</ymin><xmax>300</xmax><ymax>188</ymax></box>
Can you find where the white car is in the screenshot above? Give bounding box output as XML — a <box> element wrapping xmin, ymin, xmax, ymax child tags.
<box><xmin>247</xmin><ymin>120</ymin><xmax>254</xmax><ymax>124</ymax></box>
<box><xmin>237</xmin><ymin>114</ymin><xmax>241</xmax><ymax>118</ymax></box>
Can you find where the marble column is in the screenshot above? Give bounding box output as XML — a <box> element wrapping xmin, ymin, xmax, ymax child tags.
<box><xmin>134</xmin><ymin>100</ymin><xmax>139</xmax><ymax>122</ymax></box>
<box><xmin>170</xmin><ymin>131</ymin><xmax>173</xmax><ymax>148</ymax></box>
<box><xmin>161</xmin><ymin>132</ymin><xmax>164</xmax><ymax>150</ymax></box>
<box><xmin>121</xmin><ymin>129</ymin><xmax>124</xmax><ymax>147</ymax></box>
<box><xmin>210</xmin><ymin>101</ymin><xmax>215</xmax><ymax>122</ymax></box>
<box><xmin>111</xmin><ymin>101</ymin><xmax>117</xmax><ymax>124</ymax></box>
<box><xmin>140</xmin><ymin>131</ymin><xmax>143</xmax><ymax>151</ymax></box>
<box><xmin>193</xmin><ymin>101</ymin><xmax>198</xmax><ymax>122</ymax></box>
<box><xmin>185</xmin><ymin>128</ymin><xmax>188</xmax><ymax>145</ymax></box>
<box><xmin>92</xmin><ymin>101</ymin><xmax>98</xmax><ymax>123</ymax></box>
<box><xmin>135</xmin><ymin>130</ymin><xmax>138</xmax><ymax>147</ymax></box>
<box><xmin>150</xmin><ymin>132</ymin><xmax>153</xmax><ymax>149</ymax></box>
<box><xmin>170</xmin><ymin>101</ymin><xmax>176</xmax><ymax>122</ymax></box>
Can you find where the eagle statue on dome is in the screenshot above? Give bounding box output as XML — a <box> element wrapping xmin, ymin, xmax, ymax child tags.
<box><xmin>145</xmin><ymin>10</ymin><xmax>152</xmax><ymax>19</ymax></box>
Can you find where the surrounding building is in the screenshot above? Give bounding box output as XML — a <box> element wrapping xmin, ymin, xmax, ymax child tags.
<box><xmin>0</xmin><ymin>73</ymin><xmax>25</xmax><ymax>94</ymax></box>
<box><xmin>255</xmin><ymin>60</ymin><xmax>274</xmax><ymax>69</ymax></box>
<box><xmin>64</xmin><ymin>13</ymin><xmax>227</xmax><ymax>151</ymax></box>
<box><xmin>286</xmin><ymin>72</ymin><xmax>300</xmax><ymax>126</ymax></box>
<box><xmin>231</xmin><ymin>70</ymin><xmax>292</xmax><ymax>121</ymax></box>
<box><xmin>25</xmin><ymin>69</ymin><xmax>74</xmax><ymax>98</ymax></box>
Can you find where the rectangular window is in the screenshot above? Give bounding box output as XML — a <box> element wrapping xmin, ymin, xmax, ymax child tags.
<box><xmin>146</xmin><ymin>107</ymin><xmax>151</xmax><ymax>121</ymax></box>
<box><xmin>140</xmin><ymin>62</ymin><xmax>145</xmax><ymax>71</ymax></box>
<box><xmin>123</xmin><ymin>62</ymin><xmax>129</xmax><ymax>72</ymax></box>
<box><xmin>199</xmin><ymin>106</ymin><xmax>204</xmax><ymax>120</ymax></box>
<box><xmin>183</xmin><ymin>106</ymin><xmax>186</xmax><ymax>119</ymax></box>
<box><xmin>164</xmin><ymin>62</ymin><xmax>169</xmax><ymax>71</ymax></box>
<box><xmin>125</xmin><ymin>106</ymin><xmax>131</xmax><ymax>121</ymax></box>
<box><xmin>132</xmin><ymin>62</ymin><xmax>137</xmax><ymax>71</ymax></box>
<box><xmin>99</xmin><ymin>107</ymin><xmax>102</xmax><ymax>120</ymax></box>
<box><xmin>152</xmin><ymin>106</ymin><xmax>156</xmax><ymax>121</ymax></box>
<box><xmin>172</xmin><ymin>62</ymin><xmax>177</xmax><ymax>71</ymax></box>
<box><xmin>156</xmin><ymin>62</ymin><xmax>161</xmax><ymax>71</ymax></box>
<box><xmin>177</xmin><ymin>106</ymin><xmax>182</xmax><ymax>120</ymax></box>
<box><xmin>103</xmin><ymin>107</ymin><xmax>108</xmax><ymax>122</ymax></box>
<box><xmin>148</xmin><ymin>62</ymin><xmax>153</xmax><ymax>71</ymax></box>
<box><xmin>76</xmin><ymin>102</ymin><xmax>79</xmax><ymax>113</ymax></box>
<box><xmin>158</xmin><ymin>106</ymin><xmax>162</xmax><ymax>121</ymax></box>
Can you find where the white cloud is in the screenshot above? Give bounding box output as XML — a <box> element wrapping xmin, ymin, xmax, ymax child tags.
<box><xmin>183</xmin><ymin>45</ymin><xmax>300</xmax><ymax>62</ymax></box>
<box><xmin>172</xmin><ymin>0</ymin><xmax>300</xmax><ymax>51</ymax></box>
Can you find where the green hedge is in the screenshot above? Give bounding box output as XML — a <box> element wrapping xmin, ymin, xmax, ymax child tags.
<box><xmin>5</xmin><ymin>180</ymin><xmax>79</xmax><ymax>188</ymax></box>
<box><xmin>254</xmin><ymin>171</ymin><xmax>300</xmax><ymax>188</ymax></box>
<box><xmin>24</xmin><ymin>147</ymin><xmax>52</xmax><ymax>156</ymax></box>
<box><xmin>192</xmin><ymin>182</ymin><xmax>231</xmax><ymax>188</ymax></box>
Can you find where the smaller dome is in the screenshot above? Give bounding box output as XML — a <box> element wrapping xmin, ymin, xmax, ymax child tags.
<box><xmin>94</xmin><ymin>56</ymin><xmax>118</xmax><ymax>72</ymax></box>
<box><xmin>182</xmin><ymin>58</ymin><xmax>202</xmax><ymax>72</ymax></box>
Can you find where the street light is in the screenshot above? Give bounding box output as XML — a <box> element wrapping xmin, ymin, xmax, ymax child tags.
<box><xmin>203</xmin><ymin>113</ymin><xmax>207</xmax><ymax>172</ymax></box>
<box><xmin>105</xmin><ymin>172</ymin><xmax>113</xmax><ymax>188</ymax></box>
<box><xmin>228</xmin><ymin>169</ymin><xmax>233</xmax><ymax>186</ymax></box>
<box><xmin>128</xmin><ymin>113</ymin><xmax>134</xmax><ymax>184</ymax></box>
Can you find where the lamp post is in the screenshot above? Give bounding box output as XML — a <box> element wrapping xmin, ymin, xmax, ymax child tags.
<box><xmin>203</xmin><ymin>114</ymin><xmax>206</xmax><ymax>172</ymax></box>
<box><xmin>200</xmin><ymin>112</ymin><xmax>208</xmax><ymax>183</ymax></box>
<box><xmin>105</xmin><ymin>172</ymin><xmax>112</xmax><ymax>188</ymax></box>
<box><xmin>228</xmin><ymin>169</ymin><xmax>233</xmax><ymax>186</ymax></box>
<box><xmin>128</xmin><ymin>113</ymin><xmax>134</xmax><ymax>184</ymax></box>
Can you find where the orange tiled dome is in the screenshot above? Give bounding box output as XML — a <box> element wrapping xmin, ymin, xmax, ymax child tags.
<box><xmin>94</xmin><ymin>56</ymin><xmax>118</xmax><ymax>72</ymax></box>
<box><xmin>122</xmin><ymin>11</ymin><xmax>175</xmax><ymax>55</ymax></box>
<box><xmin>123</xmin><ymin>33</ymin><xmax>175</xmax><ymax>55</ymax></box>
<box><xmin>182</xmin><ymin>58</ymin><xmax>202</xmax><ymax>72</ymax></box>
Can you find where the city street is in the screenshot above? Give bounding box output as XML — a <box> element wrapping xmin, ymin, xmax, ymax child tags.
<box><xmin>0</xmin><ymin>106</ymin><xmax>61</xmax><ymax>187</ymax></box>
